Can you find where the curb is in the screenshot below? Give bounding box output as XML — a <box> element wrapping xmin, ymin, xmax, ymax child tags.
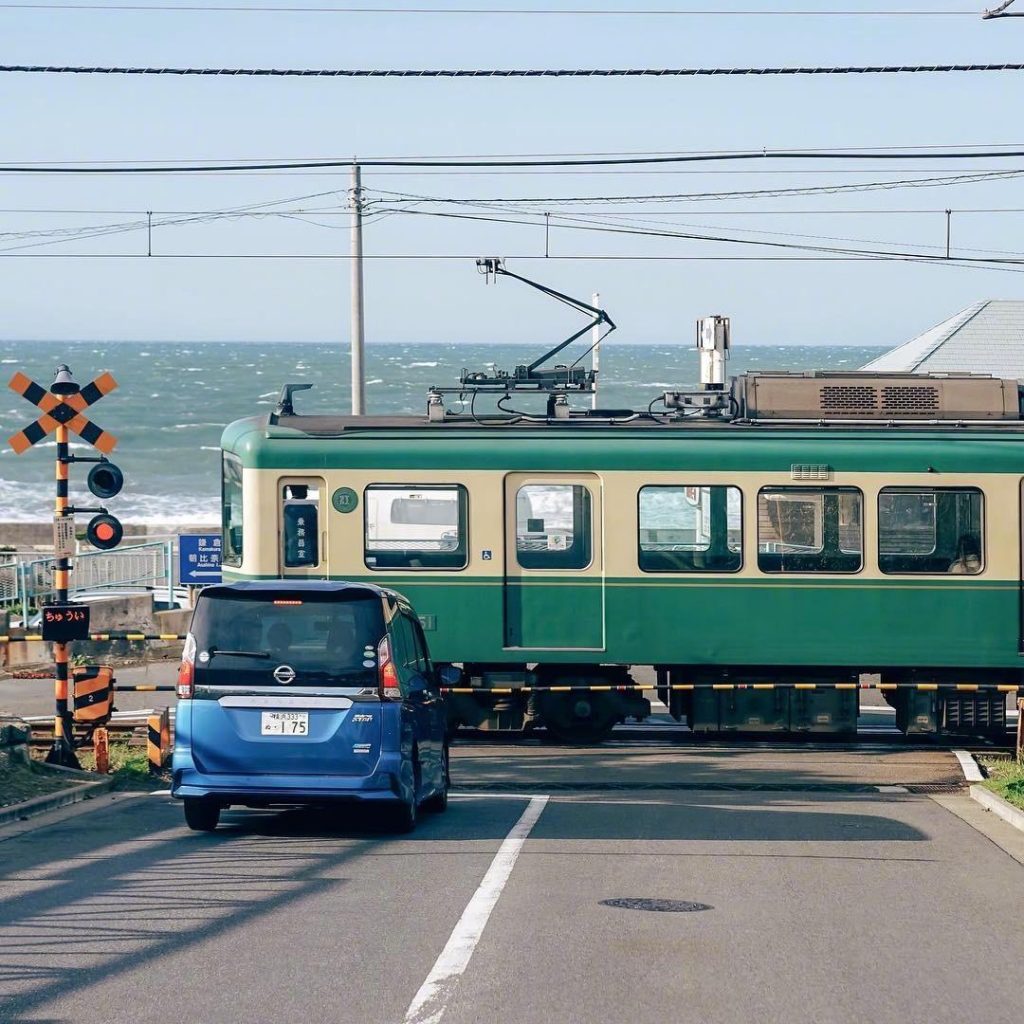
<box><xmin>969</xmin><ymin>784</ymin><xmax>1024</xmax><ymax>834</ymax></box>
<box><xmin>0</xmin><ymin>775</ymin><xmax>115</xmax><ymax>827</ymax></box>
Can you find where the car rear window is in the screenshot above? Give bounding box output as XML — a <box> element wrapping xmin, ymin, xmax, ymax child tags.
<box><xmin>190</xmin><ymin>589</ymin><xmax>385</xmax><ymax>688</ymax></box>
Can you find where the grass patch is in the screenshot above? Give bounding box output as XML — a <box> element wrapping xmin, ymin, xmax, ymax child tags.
<box><xmin>978</xmin><ymin>756</ymin><xmax>1024</xmax><ymax>812</ymax></box>
<box><xmin>0</xmin><ymin>760</ymin><xmax>84</xmax><ymax>808</ymax></box>
<box><xmin>78</xmin><ymin>743</ymin><xmax>166</xmax><ymax>789</ymax></box>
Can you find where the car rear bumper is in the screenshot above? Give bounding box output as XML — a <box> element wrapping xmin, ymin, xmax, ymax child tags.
<box><xmin>171</xmin><ymin>749</ymin><xmax>406</xmax><ymax>806</ymax></box>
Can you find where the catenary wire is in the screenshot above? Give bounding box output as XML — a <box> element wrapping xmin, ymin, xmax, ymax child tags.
<box><xmin>8</xmin><ymin>143</ymin><xmax>1024</xmax><ymax>164</ymax></box>
<box><xmin>4</xmin><ymin>149</ymin><xmax>1024</xmax><ymax>173</ymax></box>
<box><xmin>365</xmin><ymin>170</ymin><xmax>1024</xmax><ymax>206</ymax></box>
<box><xmin>1</xmin><ymin>254</ymin><xmax>1023</xmax><ymax>274</ymax></box>
<box><xmin>4</xmin><ymin>63</ymin><xmax>1024</xmax><ymax>78</ymax></box>
<box><xmin>0</xmin><ymin>4</ymin><xmax>986</xmax><ymax>15</ymax></box>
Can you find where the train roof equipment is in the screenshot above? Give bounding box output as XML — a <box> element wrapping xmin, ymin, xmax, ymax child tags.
<box><xmin>263</xmin><ymin>259</ymin><xmax>1024</xmax><ymax>435</ymax></box>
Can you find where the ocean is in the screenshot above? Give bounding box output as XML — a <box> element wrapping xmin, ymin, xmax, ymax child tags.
<box><xmin>0</xmin><ymin>341</ymin><xmax>887</xmax><ymax>524</ymax></box>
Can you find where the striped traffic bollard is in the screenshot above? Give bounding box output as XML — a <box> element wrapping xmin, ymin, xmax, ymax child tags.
<box><xmin>147</xmin><ymin>707</ymin><xmax>171</xmax><ymax>774</ymax></box>
<box><xmin>93</xmin><ymin>727</ymin><xmax>110</xmax><ymax>775</ymax></box>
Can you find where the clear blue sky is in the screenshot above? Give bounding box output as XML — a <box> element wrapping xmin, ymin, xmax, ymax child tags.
<box><xmin>2</xmin><ymin>0</ymin><xmax>1024</xmax><ymax>348</ymax></box>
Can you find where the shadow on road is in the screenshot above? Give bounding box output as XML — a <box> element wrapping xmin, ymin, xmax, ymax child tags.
<box><xmin>0</xmin><ymin>796</ymin><xmax>522</xmax><ymax>1022</ymax></box>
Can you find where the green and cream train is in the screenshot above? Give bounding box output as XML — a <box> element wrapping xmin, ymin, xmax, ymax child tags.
<box><xmin>219</xmin><ymin>370</ymin><xmax>1023</xmax><ymax>742</ymax></box>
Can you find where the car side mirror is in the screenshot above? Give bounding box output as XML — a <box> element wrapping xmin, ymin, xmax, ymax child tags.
<box><xmin>437</xmin><ymin>664</ymin><xmax>462</xmax><ymax>688</ymax></box>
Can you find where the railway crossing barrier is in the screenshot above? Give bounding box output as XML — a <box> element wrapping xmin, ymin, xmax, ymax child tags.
<box><xmin>7</xmin><ymin>361</ymin><xmax>126</xmax><ymax>768</ymax></box>
<box><xmin>440</xmin><ymin>683</ymin><xmax>1022</xmax><ymax>693</ymax></box>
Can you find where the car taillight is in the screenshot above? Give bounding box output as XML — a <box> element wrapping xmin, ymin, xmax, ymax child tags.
<box><xmin>378</xmin><ymin>635</ymin><xmax>401</xmax><ymax>700</ymax></box>
<box><xmin>177</xmin><ymin>632</ymin><xmax>196</xmax><ymax>699</ymax></box>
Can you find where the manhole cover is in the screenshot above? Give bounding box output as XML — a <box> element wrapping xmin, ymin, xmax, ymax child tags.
<box><xmin>600</xmin><ymin>898</ymin><xmax>713</xmax><ymax>913</ymax></box>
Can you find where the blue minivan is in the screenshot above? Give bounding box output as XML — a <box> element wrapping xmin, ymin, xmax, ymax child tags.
<box><xmin>171</xmin><ymin>580</ymin><xmax>451</xmax><ymax>832</ymax></box>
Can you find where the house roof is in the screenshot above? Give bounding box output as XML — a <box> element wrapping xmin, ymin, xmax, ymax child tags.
<box><xmin>861</xmin><ymin>300</ymin><xmax>1024</xmax><ymax>378</ymax></box>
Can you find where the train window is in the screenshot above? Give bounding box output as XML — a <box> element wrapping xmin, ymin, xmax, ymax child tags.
<box><xmin>221</xmin><ymin>454</ymin><xmax>243</xmax><ymax>567</ymax></box>
<box><xmin>878</xmin><ymin>488</ymin><xmax>983</xmax><ymax>575</ymax></box>
<box><xmin>638</xmin><ymin>486</ymin><xmax>742</xmax><ymax>573</ymax></box>
<box><xmin>516</xmin><ymin>484</ymin><xmax>592</xmax><ymax>570</ymax></box>
<box><xmin>757</xmin><ymin>487</ymin><xmax>863</xmax><ymax>573</ymax></box>
<box><xmin>364</xmin><ymin>485</ymin><xmax>468</xmax><ymax>570</ymax></box>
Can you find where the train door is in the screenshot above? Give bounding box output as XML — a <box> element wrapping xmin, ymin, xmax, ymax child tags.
<box><xmin>503</xmin><ymin>473</ymin><xmax>605</xmax><ymax>651</ymax></box>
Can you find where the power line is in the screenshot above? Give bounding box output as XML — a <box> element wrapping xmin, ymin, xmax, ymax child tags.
<box><xmin>0</xmin><ymin>4</ymin><xmax>984</xmax><ymax>15</ymax></box>
<box><xmin>4</xmin><ymin>148</ymin><xmax>1024</xmax><ymax>173</ymax></box>
<box><xmin>10</xmin><ymin>195</ymin><xmax>1024</xmax><ymax>270</ymax></box>
<box><xmin>381</xmin><ymin>203</ymin><xmax>1024</xmax><ymax>264</ymax></box>
<box><xmin>4</xmin><ymin>62</ymin><xmax>1024</xmax><ymax>78</ymax></box>
<box><xmin>1</xmin><ymin>252</ymin><xmax>1021</xmax><ymax>273</ymax></box>
<box><xmin>366</xmin><ymin>170</ymin><xmax>1024</xmax><ymax>205</ymax></box>
<box><xmin>7</xmin><ymin>204</ymin><xmax>1024</xmax><ymax>216</ymax></box>
<box><xmin>12</xmin><ymin>142</ymin><xmax>1024</xmax><ymax>163</ymax></box>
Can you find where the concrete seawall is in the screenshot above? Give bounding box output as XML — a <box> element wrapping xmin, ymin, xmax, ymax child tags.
<box><xmin>0</xmin><ymin>522</ymin><xmax>217</xmax><ymax>549</ymax></box>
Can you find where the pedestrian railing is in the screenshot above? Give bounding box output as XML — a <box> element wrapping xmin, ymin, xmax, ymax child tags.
<box><xmin>0</xmin><ymin>541</ymin><xmax>176</xmax><ymax>618</ymax></box>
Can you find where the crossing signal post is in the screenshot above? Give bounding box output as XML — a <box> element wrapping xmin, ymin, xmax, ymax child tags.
<box><xmin>8</xmin><ymin>363</ymin><xmax>123</xmax><ymax>768</ymax></box>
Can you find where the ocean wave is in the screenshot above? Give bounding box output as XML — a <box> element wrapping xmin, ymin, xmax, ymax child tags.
<box><xmin>0</xmin><ymin>489</ymin><xmax>221</xmax><ymax>525</ymax></box>
<box><xmin>406</xmin><ymin>361</ymin><xmax>439</xmax><ymax>368</ymax></box>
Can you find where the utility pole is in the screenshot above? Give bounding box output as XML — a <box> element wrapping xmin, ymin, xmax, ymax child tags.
<box><xmin>591</xmin><ymin>292</ymin><xmax>600</xmax><ymax>410</ymax></box>
<box><xmin>946</xmin><ymin>209</ymin><xmax>952</xmax><ymax>259</ymax></box>
<box><xmin>350</xmin><ymin>161</ymin><xmax>366</xmax><ymax>416</ymax></box>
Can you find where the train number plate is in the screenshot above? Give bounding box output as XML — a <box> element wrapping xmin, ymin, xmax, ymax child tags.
<box><xmin>261</xmin><ymin>711</ymin><xmax>309</xmax><ymax>736</ymax></box>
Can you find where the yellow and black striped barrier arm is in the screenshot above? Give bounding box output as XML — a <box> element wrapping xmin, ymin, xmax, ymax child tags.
<box><xmin>0</xmin><ymin>633</ymin><xmax>186</xmax><ymax>642</ymax></box>
<box><xmin>441</xmin><ymin>683</ymin><xmax>1021</xmax><ymax>694</ymax></box>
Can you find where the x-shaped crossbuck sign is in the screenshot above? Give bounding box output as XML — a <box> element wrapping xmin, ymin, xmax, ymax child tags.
<box><xmin>7</xmin><ymin>371</ymin><xmax>119</xmax><ymax>455</ymax></box>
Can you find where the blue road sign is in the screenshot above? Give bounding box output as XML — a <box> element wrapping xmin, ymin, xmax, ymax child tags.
<box><xmin>179</xmin><ymin>534</ymin><xmax>222</xmax><ymax>586</ymax></box>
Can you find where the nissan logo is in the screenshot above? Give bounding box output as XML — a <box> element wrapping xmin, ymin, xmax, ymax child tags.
<box><xmin>273</xmin><ymin>664</ymin><xmax>296</xmax><ymax>685</ymax></box>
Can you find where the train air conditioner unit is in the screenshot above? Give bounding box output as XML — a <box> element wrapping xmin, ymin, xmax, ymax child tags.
<box><xmin>732</xmin><ymin>371</ymin><xmax>1022</xmax><ymax>422</ymax></box>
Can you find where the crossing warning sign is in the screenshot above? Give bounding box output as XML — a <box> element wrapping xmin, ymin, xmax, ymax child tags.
<box><xmin>7</xmin><ymin>370</ymin><xmax>118</xmax><ymax>455</ymax></box>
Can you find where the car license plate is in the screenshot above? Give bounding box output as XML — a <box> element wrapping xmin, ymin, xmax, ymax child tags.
<box><xmin>261</xmin><ymin>711</ymin><xmax>309</xmax><ymax>736</ymax></box>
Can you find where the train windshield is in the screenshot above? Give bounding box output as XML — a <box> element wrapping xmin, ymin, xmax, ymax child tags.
<box><xmin>190</xmin><ymin>590</ymin><xmax>384</xmax><ymax>687</ymax></box>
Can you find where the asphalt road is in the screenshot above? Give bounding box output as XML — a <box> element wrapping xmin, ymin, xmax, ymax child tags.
<box><xmin>1</xmin><ymin>744</ymin><xmax>1023</xmax><ymax>1024</ymax></box>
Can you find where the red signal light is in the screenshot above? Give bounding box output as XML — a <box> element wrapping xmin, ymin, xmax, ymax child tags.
<box><xmin>86</xmin><ymin>513</ymin><xmax>123</xmax><ymax>551</ymax></box>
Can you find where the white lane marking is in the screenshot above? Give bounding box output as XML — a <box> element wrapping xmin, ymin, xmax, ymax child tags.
<box><xmin>149</xmin><ymin>789</ymin><xmax>172</xmax><ymax>796</ymax></box>
<box><xmin>449</xmin><ymin>793</ymin><xmax>543</xmax><ymax>801</ymax></box>
<box><xmin>403</xmin><ymin>795</ymin><xmax>548</xmax><ymax>1024</ymax></box>
<box><xmin>876</xmin><ymin>785</ymin><xmax>908</xmax><ymax>793</ymax></box>
<box><xmin>953</xmin><ymin>749</ymin><xmax>984</xmax><ymax>782</ymax></box>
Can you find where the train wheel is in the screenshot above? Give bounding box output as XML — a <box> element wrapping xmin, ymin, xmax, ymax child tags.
<box><xmin>535</xmin><ymin>690</ymin><xmax>619</xmax><ymax>745</ymax></box>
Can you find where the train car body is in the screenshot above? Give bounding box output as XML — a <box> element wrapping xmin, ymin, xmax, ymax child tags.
<box><xmin>219</xmin><ymin>372</ymin><xmax>1024</xmax><ymax>742</ymax></box>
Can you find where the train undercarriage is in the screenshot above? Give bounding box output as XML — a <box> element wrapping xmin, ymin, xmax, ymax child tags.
<box><xmin>446</xmin><ymin>663</ymin><xmax>1020</xmax><ymax>744</ymax></box>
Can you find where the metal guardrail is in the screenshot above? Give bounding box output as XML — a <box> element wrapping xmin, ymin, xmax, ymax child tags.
<box><xmin>0</xmin><ymin>541</ymin><xmax>175</xmax><ymax>618</ymax></box>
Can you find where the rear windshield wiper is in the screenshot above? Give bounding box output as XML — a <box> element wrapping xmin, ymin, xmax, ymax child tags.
<box><xmin>208</xmin><ymin>649</ymin><xmax>270</xmax><ymax>660</ymax></box>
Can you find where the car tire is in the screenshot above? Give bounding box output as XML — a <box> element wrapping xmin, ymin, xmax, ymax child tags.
<box><xmin>183</xmin><ymin>798</ymin><xmax>220</xmax><ymax>832</ymax></box>
<box><xmin>388</xmin><ymin>794</ymin><xmax>417</xmax><ymax>833</ymax></box>
<box><xmin>423</xmin><ymin>746</ymin><xmax>449</xmax><ymax>814</ymax></box>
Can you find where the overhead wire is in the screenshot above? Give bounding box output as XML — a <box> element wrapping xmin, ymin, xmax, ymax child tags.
<box><xmin>370</xmin><ymin>204</ymin><xmax>1024</xmax><ymax>269</ymax></box>
<box><xmin>4</xmin><ymin>148</ymin><xmax>1024</xmax><ymax>173</ymax></box>
<box><xmin>365</xmin><ymin>170</ymin><xmax>1024</xmax><ymax>206</ymax></box>
<box><xmin>0</xmin><ymin>4</ymin><xmax>986</xmax><ymax>15</ymax></box>
<box><xmin>4</xmin><ymin>62</ymin><xmax>1024</xmax><ymax>78</ymax></box>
